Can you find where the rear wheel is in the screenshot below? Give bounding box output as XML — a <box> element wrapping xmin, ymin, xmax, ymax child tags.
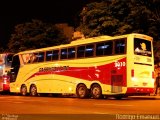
<box><xmin>91</xmin><ymin>84</ymin><xmax>102</xmax><ymax>99</ymax></box>
<box><xmin>30</xmin><ymin>84</ymin><xmax>37</xmax><ymax>96</ymax></box>
<box><xmin>20</xmin><ymin>85</ymin><xmax>27</xmax><ymax>96</ymax></box>
<box><xmin>76</xmin><ymin>84</ymin><xmax>88</xmax><ymax>98</ymax></box>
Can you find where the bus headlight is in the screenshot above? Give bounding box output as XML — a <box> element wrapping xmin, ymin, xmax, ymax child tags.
<box><xmin>69</xmin><ymin>87</ymin><xmax>72</xmax><ymax>92</ymax></box>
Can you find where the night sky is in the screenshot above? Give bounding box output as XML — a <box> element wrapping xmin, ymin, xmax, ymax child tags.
<box><xmin>0</xmin><ymin>0</ymin><xmax>97</xmax><ymax>48</ymax></box>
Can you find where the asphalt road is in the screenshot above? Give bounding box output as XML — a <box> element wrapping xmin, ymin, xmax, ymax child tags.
<box><xmin>0</xmin><ymin>95</ymin><xmax>160</xmax><ymax>120</ymax></box>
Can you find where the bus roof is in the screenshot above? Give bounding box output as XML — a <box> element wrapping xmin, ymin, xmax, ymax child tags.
<box><xmin>71</xmin><ymin>35</ymin><xmax>112</xmax><ymax>44</ymax></box>
<box><xmin>16</xmin><ymin>33</ymin><xmax>153</xmax><ymax>55</ymax></box>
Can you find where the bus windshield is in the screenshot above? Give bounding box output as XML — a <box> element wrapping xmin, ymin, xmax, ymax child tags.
<box><xmin>134</xmin><ymin>38</ymin><xmax>152</xmax><ymax>57</ymax></box>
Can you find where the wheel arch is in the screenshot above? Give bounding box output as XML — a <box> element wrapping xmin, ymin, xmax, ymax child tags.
<box><xmin>90</xmin><ymin>82</ymin><xmax>102</xmax><ymax>90</ymax></box>
<box><xmin>76</xmin><ymin>83</ymin><xmax>88</xmax><ymax>89</ymax></box>
<box><xmin>20</xmin><ymin>84</ymin><xmax>28</xmax><ymax>92</ymax></box>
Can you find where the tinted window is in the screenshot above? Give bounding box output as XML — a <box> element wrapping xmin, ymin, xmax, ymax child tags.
<box><xmin>104</xmin><ymin>42</ymin><xmax>113</xmax><ymax>55</ymax></box>
<box><xmin>134</xmin><ymin>38</ymin><xmax>152</xmax><ymax>57</ymax></box>
<box><xmin>46</xmin><ymin>51</ymin><xmax>53</xmax><ymax>61</ymax></box>
<box><xmin>37</xmin><ymin>52</ymin><xmax>44</xmax><ymax>62</ymax></box>
<box><xmin>96</xmin><ymin>41</ymin><xmax>113</xmax><ymax>56</ymax></box>
<box><xmin>30</xmin><ymin>53</ymin><xmax>38</xmax><ymax>63</ymax></box>
<box><xmin>85</xmin><ymin>44</ymin><xmax>94</xmax><ymax>57</ymax></box>
<box><xmin>77</xmin><ymin>46</ymin><xmax>85</xmax><ymax>58</ymax></box>
<box><xmin>61</xmin><ymin>49</ymin><xmax>67</xmax><ymax>59</ymax></box>
<box><xmin>115</xmin><ymin>39</ymin><xmax>126</xmax><ymax>54</ymax></box>
<box><xmin>68</xmin><ymin>47</ymin><xmax>75</xmax><ymax>59</ymax></box>
<box><xmin>52</xmin><ymin>50</ymin><xmax>59</xmax><ymax>60</ymax></box>
<box><xmin>96</xmin><ymin>43</ymin><xmax>104</xmax><ymax>56</ymax></box>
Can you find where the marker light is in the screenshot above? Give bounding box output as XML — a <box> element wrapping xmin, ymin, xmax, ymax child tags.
<box><xmin>131</xmin><ymin>69</ymin><xmax>134</xmax><ymax>77</ymax></box>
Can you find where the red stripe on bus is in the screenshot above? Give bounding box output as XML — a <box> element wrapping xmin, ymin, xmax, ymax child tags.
<box><xmin>25</xmin><ymin>58</ymin><xmax>127</xmax><ymax>86</ymax></box>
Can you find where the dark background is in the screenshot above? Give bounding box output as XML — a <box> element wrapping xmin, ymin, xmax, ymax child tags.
<box><xmin>0</xmin><ymin>0</ymin><xmax>99</xmax><ymax>48</ymax></box>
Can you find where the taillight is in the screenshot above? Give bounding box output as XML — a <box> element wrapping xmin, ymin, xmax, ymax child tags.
<box><xmin>152</xmin><ymin>71</ymin><xmax>154</xmax><ymax>79</ymax></box>
<box><xmin>2</xmin><ymin>76</ymin><xmax>10</xmax><ymax>84</ymax></box>
<box><xmin>131</xmin><ymin>69</ymin><xmax>134</xmax><ymax>77</ymax></box>
<box><xmin>3</xmin><ymin>79</ymin><xmax>7</xmax><ymax>84</ymax></box>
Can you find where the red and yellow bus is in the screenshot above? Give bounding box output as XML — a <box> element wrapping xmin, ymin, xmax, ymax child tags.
<box><xmin>0</xmin><ymin>53</ymin><xmax>13</xmax><ymax>92</ymax></box>
<box><xmin>9</xmin><ymin>33</ymin><xmax>154</xmax><ymax>99</ymax></box>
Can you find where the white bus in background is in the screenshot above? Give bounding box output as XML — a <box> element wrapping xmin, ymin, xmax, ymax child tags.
<box><xmin>0</xmin><ymin>53</ymin><xmax>13</xmax><ymax>92</ymax></box>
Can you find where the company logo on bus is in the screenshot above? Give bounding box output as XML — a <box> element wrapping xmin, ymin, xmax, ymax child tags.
<box><xmin>39</xmin><ymin>66</ymin><xmax>69</xmax><ymax>72</ymax></box>
<box><xmin>140</xmin><ymin>43</ymin><xmax>146</xmax><ymax>51</ymax></box>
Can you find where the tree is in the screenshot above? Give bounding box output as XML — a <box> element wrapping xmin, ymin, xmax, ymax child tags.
<box><xmin>77</xmin><ymin>0</ymin><xmax>160</xmax><ymax>39</ymax></box>
<box><xmin>8</xmin><ymin>19</ymin><xmax>69</xmax><ymax>52</ymax></box>
<box><xmin>77</xmin><ymin>0</ymin><xmax>131</xmax><ymax>37</ymax></box>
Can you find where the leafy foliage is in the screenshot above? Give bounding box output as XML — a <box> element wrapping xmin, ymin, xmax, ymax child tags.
<box><xmin>78</xmin><ymin>0</ymin><xmax>156</xmax><ymax>37</ymax></box>
<box><xmin>8</xmin><ymin>19</ymin><xmax>69</xmax><ymax>52</ymax></box>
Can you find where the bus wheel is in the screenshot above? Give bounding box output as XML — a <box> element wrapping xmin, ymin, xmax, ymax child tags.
<box><xmin>76</xmin><ymin>84</ymin><xmax>88</xmax><ymax>98</ymax></box>
<box><xmin>20</xmin><ymin>85</ymin><xmax>27</xmax><ymax>96</ymax></box>
<box><xmin>30</xmin><ymin>84</ymin><xmax>37</xmax><ymax>96</ymax></box>
<box><xmin>91</xmin><ymin>84</ymin><xmax>102</xmax><ymax>99</ymax></box>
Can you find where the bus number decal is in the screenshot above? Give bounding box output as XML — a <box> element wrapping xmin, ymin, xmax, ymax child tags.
<box><xmin>114</xmin><ymin>61</ymin><xmax>126</xmax><ymax>68</ymax></box>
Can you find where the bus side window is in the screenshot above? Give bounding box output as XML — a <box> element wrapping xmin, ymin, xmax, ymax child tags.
<box><xmin>52</xmin><ymin>50</ymin><xmax>59</xmax><ymax>60</ymax></box>
<box><xmin>85</xmin><ymin>44</ymin><xmax>94</xmax><ymax>57</ymax></box>
<box><xmin>96</xmin><ymin>42</ymin><xmax>104</xmax><ymax>56</ymax></box>
<box><xmin>22</xmin><ymin>54</ymin><xmax>30</xmax><ymax>64</ymax></box>
<box><xmin>68</xmin><ymin>47</ymin><xmax>75</xmax><ymax>59</ymax></box>
<box><xmin>77</xmin><ymin>46</ymin><xmax>85</xmax><ymax>58</ymax></box>
<box><xmin>104</xmin><ymin>41</ymin><xmax>113</xmax><ymax>55</ymax></box>
<box><xmin>37</xmin><ymin>52</ymin><xmax>45</xmax><ymax>62</ymax></box>
<box><xmin>30</xmin><ymin>53</ymin><xmax>38</xmax><ymax>63</ymax></box>
<box><xmin>46</xmin><ymin>51</ymin><xmax>53</xmax><ymax>61</ymax></box>
<box><xmin>115</xmin><ymin>39</ymin><xmax>126</xmax><ymax>54</ymax></box>
<box><xmin>61</xmin><ymin>48</ymin><xmax>67</xmax><ymax>60</ymax></box>
<box><xmin>96</xmin><ymin>41</ymin><xmax>113</xmax><ymax>56</ymax></box>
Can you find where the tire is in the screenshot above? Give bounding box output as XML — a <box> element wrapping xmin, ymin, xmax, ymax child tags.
<box><xmin>115</xmin><ymin>96</ymin><xmax>123</xmax><ymax>100</ymax></box>
<box><xmin>30</xmin><ymin>84</ymin><xmax>37</xmax><ymax>96</ymax></box>
<box><xmin>91</xmin><ymin>84</ymin><xmax>102</xmax><ymax>99</ymax></box>
<box><xmin>76</xmin><ymin>84</ymin><xmax>88</xmax><ymax>98</ymax></box>
<box><xmin>20</xmin><ymin>85</ymin><xmax>27</xmax><ymax>96</ymax></box>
